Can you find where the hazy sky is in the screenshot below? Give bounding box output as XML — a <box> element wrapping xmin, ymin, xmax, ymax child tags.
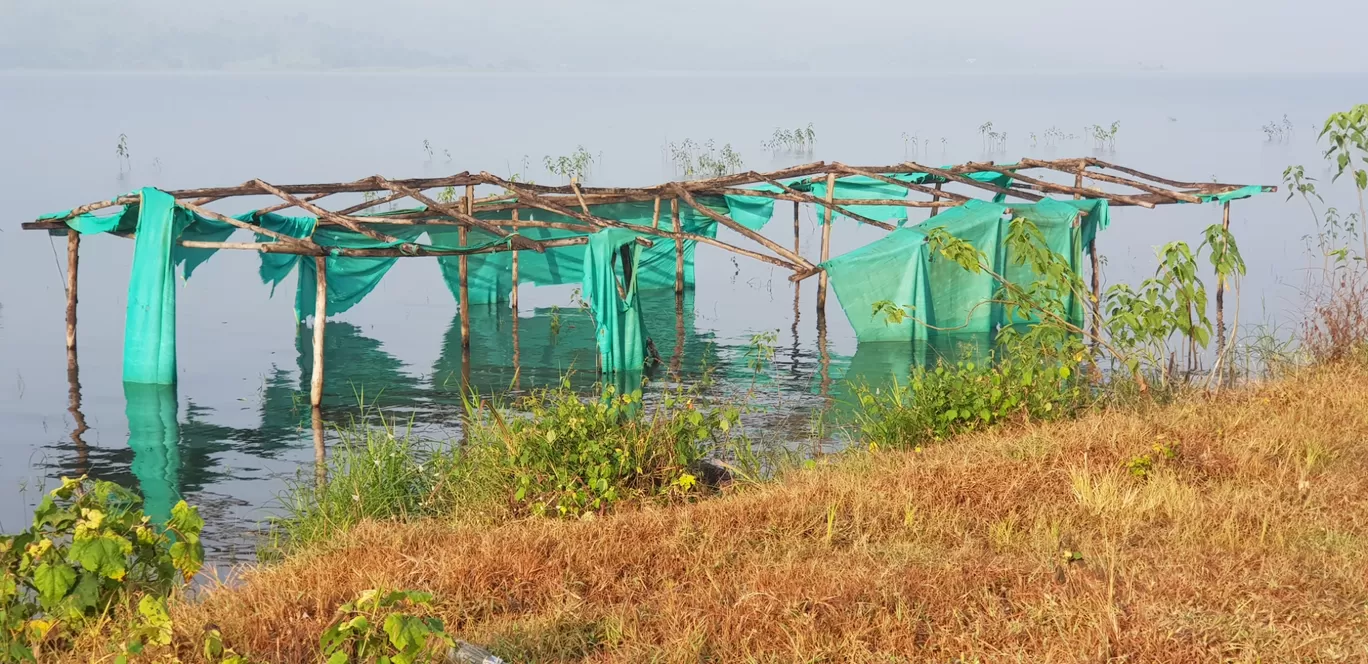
<box><xmin>3</xmin><ymin>0</ymin><xmax>1365</xmax><ymax>73</ymax></box>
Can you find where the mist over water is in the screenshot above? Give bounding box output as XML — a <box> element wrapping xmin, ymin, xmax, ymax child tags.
<box><xmin>0</xmin><ymin>70</ymin><xmax>1363</xmax><ymax>563</ymax></box>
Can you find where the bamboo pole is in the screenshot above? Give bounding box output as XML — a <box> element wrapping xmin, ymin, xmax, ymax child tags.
<box><xmin>816</xmin><ymin>172</ymin><xmax>835</xmax><ymax>314</ymax></box>
<box><xmin>929</xmin><ymin>182</ymin><xmax>943</xmax><ymax>218</ymax></box>
<box><xmin>1216</xmin><ymin>201</ymin><xmax>1231</xmax><ymax>361</ymax></box>
<box><xmin>311</xmin><ymin>256</ymin><xmax>327</xmax><ymax>408</ymax></box>
<box><xmin>460</xmin><ymin>185</ymin><xmax>472</xmax><ymax>350</ymax></box>
<box><xmin>793</xmin><ymin>201</ymin><xmax>800</xmax><ymax>254</ymax></box>
<box><xmin>672</xmin><ymin>198</ymin><xmax>684</xmax><ymax>294</ymax></box>
<box><xmin>510</xmin><ymin>207</ymin><xmax>520</xmax><ymax>312</ymax></box>
<box><xmin>65</xmin><ymin>229</ymin><xmax>79</xmax><ymax>352</ymax></box>
<box><xmin>652</xmin><ymin>196</ymin><xmax>662</xmax><ymax>229</ymax></box>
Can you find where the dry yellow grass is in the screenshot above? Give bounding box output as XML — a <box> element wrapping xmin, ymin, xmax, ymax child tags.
<box><xmin>121</xmin><ymin>364</ymin><xmax>1368</xmax><ymax>662</ymax></box>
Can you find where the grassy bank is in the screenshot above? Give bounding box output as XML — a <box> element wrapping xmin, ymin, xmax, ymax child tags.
<box><xmin>131</xmin><ymin>361</ymin><xmax>1368</xmax><ymax>662</ymax></box>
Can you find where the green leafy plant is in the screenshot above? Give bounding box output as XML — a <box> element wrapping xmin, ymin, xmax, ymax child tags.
<box><xmin>0</xmin><ymin>476</ymin><xmax>204</xmax><ymax>661</ymax></box>
<box><xmin>320</xmin><ymin>589</ymin><xmax>453</xmax><ymax>664</ymax></box>
<box><xmin>115</xmin><ymin>134</ymin><xmax>131</xmax><ymax>173</ymax></box>
<box><xmin>744</xmin><ymin>330</ymin><xmax>779</xmax><ymax>376</ymax></box>
<box><xmin>667</xmin><ymin>139</ymin><xmax>744</xmax><ymax>179</ymax></box>
<box><xmin>1123</xmin><ymin>440</ymin><xmax>1179</xmax><ymax>479</ymax></box>
<box><xmin>543</xmin><ymin>146</ymin><xmax>596</xmax><ymax>183</ymax></box>
<box><xmin>1086</xmin><ymin>121</ymin><xmax>1120</xmax><ymax>152</ymax></box>
<box><xmin>761</xmin><ymin>124</ymin><xmax>817</xmax><ymax>155</ymax></box>
<box><xmin>462</xmin><ymin>383</ymin><xmax>741</xmax><ymax>517</ymax></box>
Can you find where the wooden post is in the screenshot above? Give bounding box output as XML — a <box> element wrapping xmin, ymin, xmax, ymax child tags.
<box><xmin>816</xmin><ymin>172</ymin><xmax>835</xmax><ymax>315</ymax></box>
<box><xmin>792</xmin><ymin>201</ymin><xmax>801</xmax><ymax>254</ymax></box>
<box><xmin>312</xmin><ymin>407</ymin><xmax>327</xmax><ymax>488</ymax></box>
<box><xmin>459</xmin><ymin>184</ymin><xmax>473</xmax><ymax>349</ymax></box>
<box><xmin>672</xmin><ymin>198</ymin><xmax>684</xmax><ymax>294</ymax></box>
<box><xmin>1216</xmin><ymin>201</ymin><xmax>1231</xmax><ymax>361</ymax></box>
<box><xmin>1074</xmin><ymin>165</ymin><xmax>1103</xmax><ymax>344</ymax></box>
<box><xmin>311</xmin><ymin>256</ymin><xmax>327</xmax><ymax>408</ymax></box>
<box><xmin>65</xmin><ymin>229</ymin><xmax>79</xmax><ymax>351</ymax></box>
<box><xmin>929</xmin><ymin>182</ymin><xmax>943</xmax><ymax>218</ymax></box>
<box><xmin>509</xmin><ymin>207</ymin><xmax>520</xmax><ymax>312</ymax></box>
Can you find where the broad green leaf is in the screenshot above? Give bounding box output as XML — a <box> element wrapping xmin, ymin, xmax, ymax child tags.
<box><xmin>68</xmin><ymin>533</ymin><xmax>131</xmax><ymax>580</ymax></box>
<box><xmin>169</xmin><ymin>540</ymin><xmax>205</xmax><ymax>581</ymax></box>
<box><xmin>169</xmin><ymin>501</ymin><xmax>205</xmax><ymax>541</ymax></box>
<box><xmin>138</xmin><ymin>595</ymin><xmax>174</xmax><ymax>646</ymax></box>
<box><xmin>33</xmin><ymin>562</ymin><xmax>76</xmax><ymax>605</ymax></box>
<box><xmin>326</xmin><ymin>651</ymin><xmax>349</xmax><ymax>664</ymax></box>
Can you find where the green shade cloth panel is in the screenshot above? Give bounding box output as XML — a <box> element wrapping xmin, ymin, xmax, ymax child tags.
<box><xmin>294</xmin><ymin>224</ymin><xmax>428</xmax><ymax>319</ymax></box>
<box><xmin>583</xmin><ymin>228</ymin><xmax>648</xmax><ymax>374</ymax></box>
<box><xmin>124</xmin><ymin>188</ymin><xmax>193</xmax><ymax>384</ymax></box>
<box><xmin>124</xmin><ymin>382</ymin><xmax>181</xmax><ymax>524</ymax></box>
<box><xmin>430</xmin><ymin>198</ymin><xmax>734</xmax><ymax>306</ymax></box>
<box><xmin>1198</xmin><ymin>185</ymin><xmax>1266</xmax><ymax>204</ymax></box>
<box><xmin>823</xmin><ymin>198</ymin><xmax>1105</xmax><ymax>343</ymax></box>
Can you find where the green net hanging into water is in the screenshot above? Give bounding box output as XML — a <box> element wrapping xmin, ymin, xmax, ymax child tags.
<box><xmin>42</xmin><ymin>188</ymin><xmax>770</xmax><ymax>383</ymax></box>
<box><xmin>822</xmin><ymin>198</ymin><xmax>1108</xmax><ymax>344</ymax></box>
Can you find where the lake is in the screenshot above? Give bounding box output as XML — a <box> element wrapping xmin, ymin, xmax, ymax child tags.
<box><xmin>1</xmin><ymin>71</ymin><xmax>1362</xmax><ymax>564</ymax></box>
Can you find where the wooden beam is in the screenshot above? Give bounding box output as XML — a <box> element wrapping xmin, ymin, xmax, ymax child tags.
<box><xmin>829</xmin><ymin>162</ymin><xmax>972</xmax><ymax>202</ymax></box>
<box><xmin>1022</xmin><ymin>157</ymin><xmax>1203</xmax><ymax>204</ymax></box>
<box><xmin>964</xmin><ymin>162</ymin><xmax>1158</xmax><ymax>209</ymax></box>
<box><xmin>374</xmin><ymin>177</ymin><xmax>544</xmax><ymax>252</ymax></box>
<box><xmin>670</xmin><ymin>183</ymin><xmax>815</xmax><ymax>270</ymax></box>
<box><xmin>253</xmin><ymin>179</ymin><xmax>413</xmax><ymax>246</ymax></box>
<box><xmin>176</xmin><ymin>199</ymin><xmax>321</xmax><ymax>251</ymax></box>
<box><xmin>460</xmin><ymin>186</ymin><xmax>471</xmax><ymax>350</ymax></box>
<box><xmin>750</xmin><ymin>172</ymin><xmax>896</xmax><ymax>231</ymax></box>
<box><xmin>672</xmin><ymin>198</ymin><xmax>684</xmax><ymax>294</ymax></box>
<box><xmin>901</xmin><ymin>161</ymin><xmax>1044</xmax><ymax>202</ymax></box>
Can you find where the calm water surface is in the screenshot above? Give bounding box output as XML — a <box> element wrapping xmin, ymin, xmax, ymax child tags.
<box><xmin>1</xmin><ymin>71</ymin><xmax>1362</xmax><ymax>564</ymax></box>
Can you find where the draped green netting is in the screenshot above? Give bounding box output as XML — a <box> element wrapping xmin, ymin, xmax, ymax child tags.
<box><xmin>583</xmin><ymin>228</ymin><xmax>648</xmax><ymax>374</ymax></box>
<box><xmin>427</xmin><ymin>198</ymin><xmax>737</xmax><ymax>306</ymax></box>
<box><xmin>823</xmin><ymin>198</ymin><xmax>1107</xmax><ymax>343</ymax></box>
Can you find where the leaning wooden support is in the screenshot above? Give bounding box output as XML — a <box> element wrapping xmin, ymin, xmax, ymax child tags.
<box><xmin>65</xmin><ymin>229</ymin><xmax>79</xmax><ymax>352</ymax></box>
<box><xmin>752</xmin><ymin>172</ymin><xmax>895</xmax><ymax>231</ymax></box>
<box><xmin>311</xmin><ymin>256</ymin><xmax>327</xmax><ymax>408</ymax></box>
<box><xmin>792</xmin><ymin>201</ymin><xmax>800</xmax><ymax>254</ymax></box>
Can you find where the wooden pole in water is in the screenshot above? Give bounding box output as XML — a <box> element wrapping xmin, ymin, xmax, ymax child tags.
<box><xmin>65</xmin><ymin>229</ymin><xmax>79</xmax><ymax>352</ymax></box>
<box><xmin>460</xmin><ymin>185</ymin><xmax>473</xmax><ymax>350</ymax></box>
<box><xmin>672</xmin><ymin>198</ymin><xmax>684</xmax><ymax>294</ymax></box>
<box><xmin>509</xmin><ymin>207</ymin><xmax>520</xmax><ymax>313</ymax></box>
<box><xmin>312</xmin><ymin>407</ymin><xmax>326</xmax><ymax>488</ymax></box>
<box><xmin>792</xmin><ymin>201</ymin><xmax>801</xmax><ymax>254</ymax></box>
<box><xmin>1076</xmin><ymin>166</ymin><xmax>1102</xmax><ymax>344</ymax></box>
<box><xmin>311</xmin><ymin>256</ymin><xmax>327</xmax><ymax>408</ymax></box>
<box><xmin>816</xmin><ymin>172</ymin><xmax>835</xmax><ymax>315</ymax></box>
<box><xmin>1216</xmin><ymin>201</ymin><xmax>1231</xmax><ymax>362</ymax></box>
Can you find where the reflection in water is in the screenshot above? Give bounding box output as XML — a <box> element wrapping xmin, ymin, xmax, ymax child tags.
<box><xmin>50</xmin><ymin>290</ymin><xmax>998</xmax><ymax>558</ymax></box>
<box><xmin>124</xmin><ymin>382</ymin><xmax>181</xmax><ymax>523</ymax></box>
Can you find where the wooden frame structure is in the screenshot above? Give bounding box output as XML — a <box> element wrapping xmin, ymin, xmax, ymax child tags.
<box><xmin>23</xmin><ymin>157</ymin><xmax>1274</xmax><ymax>413</ymax></box>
